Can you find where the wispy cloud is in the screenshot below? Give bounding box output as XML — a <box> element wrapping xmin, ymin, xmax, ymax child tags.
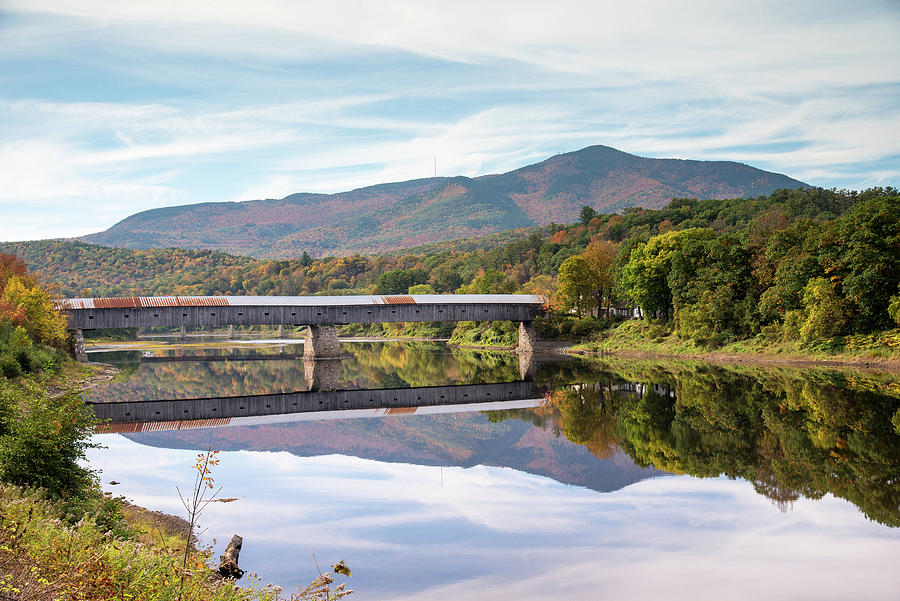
<box><xmin>0</xmin><ymin>1</ymin><xmax>898</xmax><ymax>240</ymax></box>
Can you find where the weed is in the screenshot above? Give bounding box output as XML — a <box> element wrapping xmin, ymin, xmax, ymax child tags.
<box><xmin>177</xmin><ymin>447</ymin><xmax>222</xmax><ymax>598</ymax></box>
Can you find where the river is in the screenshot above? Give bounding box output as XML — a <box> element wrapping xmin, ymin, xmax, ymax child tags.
<box><xmin>83</xmin><ymin>339</ymin><xmax>900</xmax><ymax>600</ymax></box>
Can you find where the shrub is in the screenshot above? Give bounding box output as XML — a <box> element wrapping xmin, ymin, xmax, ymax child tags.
<box><xmin>799</xmin><ymin>277</ymin><xmax>849</xmax><ymax>342</ymax></box>
<box><xmin>449</xmin><ymin>321</ymin><xmax>517</xmax><ymax>347</ymax></box>
<box><xmin>535</xmin><ymin>314</ymin><xmax>618</xmax><ymax>340</ymax></box>
<box><xmin>889</xmin><ymin>287</ymin><xmax>900</xmax><ymax>327</ymax></box>
<box><xmin>0</xmin><ymin>378</ymin><xmax>97</xmax><ymax>499</ymax></box>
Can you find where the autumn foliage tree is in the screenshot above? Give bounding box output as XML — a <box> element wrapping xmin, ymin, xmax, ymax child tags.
<box><xmin>581</xmin><ymin>238</ymin><xmax>619</xmax><ymax>315</ymax></box>
<box><xmin>0</xmin><ymin>253</ymin><xmax>69</xmax><ymax>377</ymax></box>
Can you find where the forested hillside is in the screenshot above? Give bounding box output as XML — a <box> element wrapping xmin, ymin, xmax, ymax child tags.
<box><xmin>80</xmin><ymin>145</ymin><xmax>806</xmax><ymax>258</ymax></box>
<box><xmin>5</xmin><ymin>186</ymin><xmax>899</xmax><ymax>355</ymax></box>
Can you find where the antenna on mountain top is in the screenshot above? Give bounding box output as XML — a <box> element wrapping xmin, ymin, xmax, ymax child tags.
<box><xmin>433</xmin><ymin>156</ymin><xmax>437</xmax><ymax>178</ymax></box>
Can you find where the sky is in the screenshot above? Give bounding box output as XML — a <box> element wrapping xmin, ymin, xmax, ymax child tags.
<box><xmin>1</xmin><ymin>0</ymin><xmax>898</xmax><ymax>241</ymax></box>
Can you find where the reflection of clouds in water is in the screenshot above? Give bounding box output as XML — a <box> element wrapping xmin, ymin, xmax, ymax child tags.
<box><xmin>87</xmin><ymin>436</ymin><xmax>900</xmax><ymax>601</ymax></box>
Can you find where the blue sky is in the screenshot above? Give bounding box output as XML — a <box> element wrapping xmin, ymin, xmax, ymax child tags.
<box><xmin>1</xmin><ymin>0</ymin><xmax>898</xmax><ymax>241</ymax></box>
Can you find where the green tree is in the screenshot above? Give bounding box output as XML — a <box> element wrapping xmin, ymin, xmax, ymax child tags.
<box><xmin>799</xmin><ymin>277</ymin><xmax>850</xmax><ymax>342</ymax></box>
<box><xmin>757</xmin><ymin>219</ymin><xmax>823</xmax><ymax>325</ymax></box>
<box><xmin>579</xmin><ymin>205</ymin><xmax>598</xmax><ymax>225</ymax></box>
<box><xmin>619</xmin><ymin>228</ymin><xmax>716</xmax><ymax>319</ymax></box>
<box><xmin>888</xmin><ymin>285</ymin><xmax>900</xmax><ymax>327</ymax></box>
<box><xmin>556</xmin><ymin>256</ymin><xmax>594</xmax><ymax>316</ymax></box>
<box><xmin>816</xmin><ymin>196</ymin><xmax>900</xmax><ymax>331</ymax></box>
<box><xmin>669</xmin><ymin>234</ymin><xmax>757</xmax><ymax>343</ymax></box>
<box><xmin>456</xmin><ymin>270</ymin><xmax>518</xmax><ymax>294</ymax></box>
<box><xmin>375</xmin><ymin>268</ymin><xmax>429</xmax><ymax>295</ymax></box>
<box><xmin>408</xmin><ymin>283</ymin><xmax>435</xmax><ymax>294</ymax></box>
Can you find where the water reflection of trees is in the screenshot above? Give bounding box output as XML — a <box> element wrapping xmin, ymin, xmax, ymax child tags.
<box><xmin>86</xmin><ymin>342</ymin><xmax>520</xmax><ymax>402</ymax></box>
<box><xmin>528</xmin><ymin>362</ymin><xmax>900</xmax><ymax>526</ymax></box>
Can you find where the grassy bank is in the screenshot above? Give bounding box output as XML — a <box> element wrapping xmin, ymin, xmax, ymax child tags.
<box><xmin>570</xmin><ymin>318</ymin><xmax>900</xmax><ymax>368</ymax></box>
<box><xmin>0</xmin><ymin>481</ymin><xmax>280</xmax><ymax>601</ymax></box>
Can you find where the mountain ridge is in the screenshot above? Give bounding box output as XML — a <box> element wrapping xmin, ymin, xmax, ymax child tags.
<box><xmin>81</xmin><ymin>145</ymin><xmax>807</xmax><ymax>258</ymax></box>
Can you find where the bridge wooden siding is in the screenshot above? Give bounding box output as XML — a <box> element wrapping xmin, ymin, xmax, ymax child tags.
<box><xmin>59</xmin><ymin>294</ymin><xmax>544</xmax><ymax>330</ymax></box>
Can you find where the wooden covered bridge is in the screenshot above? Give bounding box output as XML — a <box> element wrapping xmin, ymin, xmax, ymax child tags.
<box><xmin>58</xmin><ymin>294</ymin><xmax>546</xmax><ymax>360</ymax></box>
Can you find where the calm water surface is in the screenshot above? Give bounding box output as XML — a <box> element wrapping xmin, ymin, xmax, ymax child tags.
<box><xmin>84</xmin><ymin>340</ymin><xmax>900</xmax><ymax>600</ymax></box>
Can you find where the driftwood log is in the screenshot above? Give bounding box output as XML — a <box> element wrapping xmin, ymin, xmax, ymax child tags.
<box><xmin>218</xmin><ymin>534</ymin><xmax>245</xmax><ymax>579</ymax></box>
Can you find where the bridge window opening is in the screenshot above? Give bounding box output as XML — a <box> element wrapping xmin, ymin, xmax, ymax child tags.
<box><xmin>344</xmin><ymin>400</ymin><xmax>349</xmax><ymax>403</ymax></box>
<box><xmin>291</xmin><ymin>312</ymin><xmax>296</xmax><ymax>316</ymax></box>
<box><xmin>264</xmin><ymin>312</ymin><xmax>269</xmax><ymax>316</ymax></box>
<box><xmin>183</xmin><ymin>313</ymin><xmax>188</xmax><ymax>317</ymax></box>
<box><xmin>238</xmin><ymin>312</ymin><xmax>243</xmax><ymax>316</ymax></box>
<box><xmin>88</xmin><ymin>316</ymin><xmax>93</xmax><ymax>319</ymax></box>
<box><xmin>391</xmin><ymin>310</ymin><xmax>396</xmax><ymax>314</ymax></box>
<box><xmin>266</xmin><ymin>405</ymin><xmax>270</xmax><ymax>408</ymax></box>
<box><xmin>486</xmin><ymin>393</ymin><xmax>490</xmax><ymax>396</ymax></box>
<box><xmin>415</xmin><ymin>310</ymin><xmax>419</xmax><ymax>313</ymax></box>
<box><xmin>317</xmin><ymin>312</ymin><xmax>322</xmax><ymax>316</ymax></box>
<box><xmin>212</xmin><ymin>408</ymin><xmax>216</xmax><ymax>411</ymax></box>
<box><xmin>438</xmin><ymin>309</ymin><xmax>443</xmax><ymax>313</ymax></box>
<box><xmin>367</xmin><ymin>311</ymin><xmax>372</xmax><ymax>314</ymax></box>
<box><xmin>463</xmin><ymin>394</ymin><xmax>468</xmax><ymax>398</ymax></box>
<box><xmin>124</xmin><ymin>314</ymin><xmax>129</xmax><ymax>318</ymax></box>
<box><xmin>416</xmin><ymin>396</ymin><xmax>421</xmax><ymax>400</ymax></box>
<box><xmin>342</xmin><ymin>311</ymin><xmax>347</xmax><ymax>315</ymax></box>
<box><xmin>319</xmin><ymin>401</ymin><xmax>323</xmax><ymax>405</ymax></box>
<box><xmin>153</xmin><ymin>313</ymin><xmax>158</xmax><ymax>317</ymax></box>
<box><xmin>440</xmin><ymin>395</ymin><xmax>445</xmax><ymax>399</ymax></box>
<box><xmin>125</xmin><ymin>412</ymin><xmax>130</xmax><ymax>416</ymax></box>
<box><xmin>240</xmin><ymin>406</ymin><xmax>244</xmax><ymax>410</ymax></box>
<box><xmin>211</xmin><ymin>312</ymin><xmax>216</xmax><ymax>316</ymax></box>
<box><xmin>155</xmin><ymin>411</ymin><xmax>160</xmax><ymax>415</ymax></box>
<box><xmin>293</xmin><ymin>402</ymin><xmax>297</xmax><ymax>406</ymax></box>
<box><xmin>184</xmin><ymin>410</ymin><xmax>189</xmax><ymax>413</ymax></box>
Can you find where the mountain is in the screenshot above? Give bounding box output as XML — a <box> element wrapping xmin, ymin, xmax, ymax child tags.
<box><xmin>480</xmin><ymin>145</ymin><xmax>807</xmax><ymax>221</ymax></box>
<box><xmin>82</xmin><ymin>145</ymin><xmax>807</xmax><ymax>258</ymax></box>
<box><xmin>125</xmin><ymin>412</ymin><xmax>663</xmax><ymax>494</ymax></box>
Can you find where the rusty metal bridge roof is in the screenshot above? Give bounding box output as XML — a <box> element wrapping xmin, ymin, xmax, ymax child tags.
<box><xmin>58</xmin><ymin>294</ymin><xmax>546</xmax><ymax>310</ymax></box>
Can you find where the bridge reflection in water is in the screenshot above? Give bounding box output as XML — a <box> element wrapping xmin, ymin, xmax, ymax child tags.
<box><xmin>91</xmin><ymin>380</ymin><xmax>545</xmax><ymax>434</ymax></box>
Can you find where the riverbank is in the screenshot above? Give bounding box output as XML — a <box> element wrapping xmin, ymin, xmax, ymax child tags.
<box><xmin>567</xmin><ymin>319</ymin><xmax>900</xmax><ymax>372</ymax></box>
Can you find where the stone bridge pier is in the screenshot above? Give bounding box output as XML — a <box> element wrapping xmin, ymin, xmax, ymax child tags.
<box><xmin>516</xmin><ymin>321</ymin><xmax>535</xmax><ymax>354</ymax></box>
<box><xmin>304</xmin><ymin>325</ymin><xmax>341</xmax><ymax>359</ymax></box>
<box><xmin>73</xmin><ymin>329</ymin><xmax>88</xmax><ymax>363</ymax></box>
